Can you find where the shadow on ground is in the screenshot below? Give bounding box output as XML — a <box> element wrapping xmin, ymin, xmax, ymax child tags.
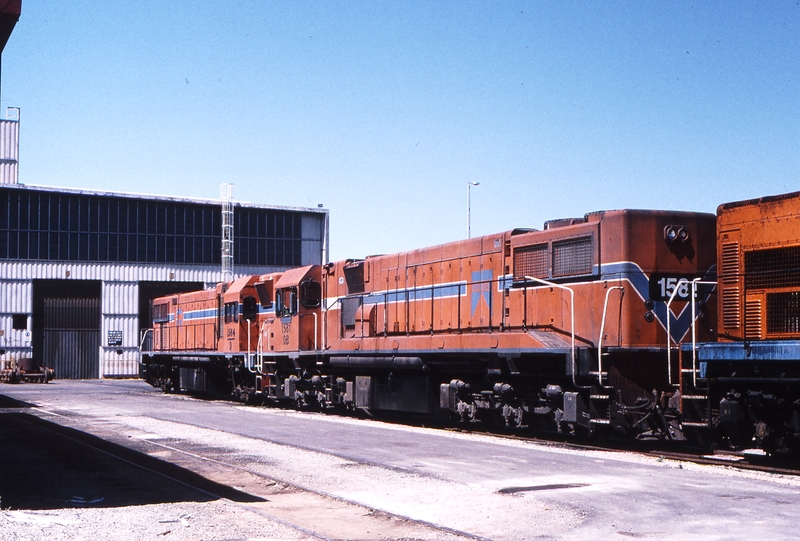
<box><xmin>0</xmin><ymin>394</ymin><xmax>266</xmax><ymax>510</ymax></box>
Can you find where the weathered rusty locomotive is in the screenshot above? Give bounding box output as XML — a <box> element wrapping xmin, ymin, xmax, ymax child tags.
<box><xmin>682</xmin><ymin>192</ymin><xmax>800</xmax><ymax>454</ymax></box>
<box><xmin>141</xmin><ymin>207</ymin><xmax>719</xmax><ymax>443</ymax></box>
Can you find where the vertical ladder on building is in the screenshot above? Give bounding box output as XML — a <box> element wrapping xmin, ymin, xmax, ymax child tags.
<box><xmin>221</xmin><ymin>183</ymin><xmax>234</xmax><ymax>282</ymax></box>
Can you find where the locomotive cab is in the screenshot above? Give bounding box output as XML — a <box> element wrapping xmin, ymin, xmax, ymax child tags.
<box><xmin>267</xmin><ymin>265</ymin><xmax>323</xmax><ymax>353</ymax></box>
<box><xmin>221</xmin><ymin>275</ymin><xmax>260</xmax><ymax>353</ymax></box>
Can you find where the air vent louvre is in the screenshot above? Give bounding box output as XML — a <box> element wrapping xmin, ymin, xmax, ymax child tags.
<box><xmin>513</xmin><ymin>244</ymin><xmax>548</xmax><ymax>281</ymax></box>
<box><xmin>744</xmin><ymin>299</ymin><xmax>763</xmax><ymax>339</ymax></box>
<box><xmin>552</xmin><ymin>236</ymin><xmax>593</xmax><ymax>277</ymax></box>
<box><xmin>722</xmin><ymin>287</ymin><xmax>740</xmax><ymax>330</ymax></box>
<box><xmin>721</xmin><ymin>242</ymin><xmax>740</xmax><ymax>284</ymax></box>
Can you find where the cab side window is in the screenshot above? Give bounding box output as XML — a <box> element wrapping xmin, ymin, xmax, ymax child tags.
<box><xmin>242</xmin><ymin>296</ymin><xmax>258</xmax><ymax>322</ymax></box>
<box><xmin>224</xmin><ymin>302</ymin><xmax>238</xmax><ymax>323</ymax></box>
<box><xmin>276</xmin><ymin>288</ymin><xmax>298</xmax><ymax>317</ymax></box>
<box><xmin>300</xmin><ymin>280</ymin><xmax>321</xmax><ymax>308</ymax></box>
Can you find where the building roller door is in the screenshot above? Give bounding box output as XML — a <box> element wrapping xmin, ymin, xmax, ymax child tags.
<box><xmin>42</xmin><ymin>297</ymin><xmax>101</xmax><ymax>379</ymax></box>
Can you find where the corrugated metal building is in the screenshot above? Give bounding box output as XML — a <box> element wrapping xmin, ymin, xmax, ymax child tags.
<box><xmin>0</xmin><ymin>182</ymin><xmax>329</xmax><ymax>378</ymax></box>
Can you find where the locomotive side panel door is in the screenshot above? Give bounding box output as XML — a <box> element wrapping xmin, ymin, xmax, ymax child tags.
<box><xmin>222</xmin><ymin>300</ymin><xmax>240</xmax><ymax>352</ymax></box>
<box><xmin>176</xmin><ymin>305</ymin><xmax>186</xmax><ymax>350</ymax></box>
<box><xmin>394</xmin><ymin>254</ymin><xmax>411</xmax><ymax>334</ymax></box>
<box><xmin>437</xmin><ymin>258</ymin><xmax>458</xmax><ymax>332</ymax></box>
<box><xmin>419</xmin><ymin>264</ymin><xmax>434</xmax><ymax>332</ymax></box>
<box><xmin>298</xmin><ymin>280</ymin><xmax>321</xmax><ymax>350</ymax></box>
<box><xmin>275</xmin><ymin>287</ymin><xmax>300</xmax><ymax>352</ymax></box>
<box><xmin>407</xmin><ymin>265</ymin><xmax>420</xmax><ymax>333</ymax></box>
<box><xmin>240</xmin><ymin>295</ymin><xmax>259</xmax><ymax>351</ymax></box>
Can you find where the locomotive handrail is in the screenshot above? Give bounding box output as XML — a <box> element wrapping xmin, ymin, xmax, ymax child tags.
<box><xmin>690</xmin><ymin>279</ymin><xmax>716</xmax><ymax>389</ymax></box>
<box><xmin>256</xmin><ymin>320</ymin><xmax>269</xmax><ymax>372</ymax></box>
<box><xmin>598</xmin><ymin>285</ymin><xmax>625</xmax><ymax>387</ymax></box>
<box><xmin>666</xmin><ymin>279</ymin><xmax>691</xmax><ymax>387</ymax></box>
<box><xmin>666</xmin><ymin>278</ymin><xmax>716</xmax><ymax>388</ymax></box>
<box><xmin>523</xmin><ymin>276</ymin><xmax>582</xmax><ymax>388</ymax></box>
<box><xmin>247</xmin><ymin>321</ymin><xmax>253</xmax><ymax>370</ymax></box>
<box><xmin>139</xmin><ymin>328</ymin><xmax>153</xmax><ymax>353</ymax></box>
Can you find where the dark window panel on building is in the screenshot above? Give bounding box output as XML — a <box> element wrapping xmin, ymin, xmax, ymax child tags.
<box><xmin>30</xmin><ymin>194</ymin><xmax>40</xmax><ymax>230</ymax></box>
<box><xmin>8</xmin><ymin>191</ymin><xmax>18</xmax><ymax>229</ymax></box>
<box><xmin>107</xmin><ymin>200</ymin><xmax>117</xmax><ymax>233</ymax></box>
<box><xmin>69</xmin><ymin>232</ymin><xmax>79</xmax><ymax>260</ymax></box>
<box><xmin>0</xmin><ymin>195</ymin><xmax>7</xmax><ymax>231</ymax></box>
<box><xmin>78</xmin><ymin>198</ymin><xmax>90</xmax><ymax>232</ymax></box>
<box><xmin>99</xmin><ymin>234</ymin><xmax>109</xmax><ymax>261</ymax></box>
<box><xmin>0</xmin><ymin>187</ymin><xmax>320</xmax><ymax>266</ymax></box>
<box><xmin>29</xmin><ymin>231</ymin><xmax>39</xmax><ymax>259</ymax></box>
<box><xmin>69</xmin><ymin>197</ymin><xmax>79</xmax><ymax>231</ymax></box>
<box><xmin>78</xmin><ymin>232</ymin><xmax>89</xmax><ymax>260</ymax></box>
<box><xmin>19</xmin><ymin>193</ymin><xmax>29</xmax><ymax>230</ymax></box>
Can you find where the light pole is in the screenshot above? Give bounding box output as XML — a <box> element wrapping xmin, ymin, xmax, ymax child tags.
<box><xmin>468</xmin><ymin>181</ymin><xmax>479</xmax><ymax>238</ymax></box>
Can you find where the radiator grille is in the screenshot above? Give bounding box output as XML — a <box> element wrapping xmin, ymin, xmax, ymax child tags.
<box><xmin>720</xmin><ymin>242</ymin><xmax>740</xmax><ymax>284</ymax></box>
<box><xmin>767</xmin><ymin>291</ymin><xmax>800</xmax><ymax>335</ymax></box>
<box><xmin>744</xmin><ymin>299</ymin><xmax>763</xmax><ymax>339</ymax></box>
<box><xmin>513</xmin><ymin>243</ymin><xmax>548</xmax><ymax>281</ymax></box>
<box><xmin>721</xmin><ymin>287</ymin><xmax>740</xmax><ymax>330</ymax></box>
<box><xmin>744</xmin><ymin>245</ymin><xmax>800</xmax><ymax>289</ymax></box>
<box><xmin>552</xmin><ymin>237</ymin><xmax>593</xmax><ymax>277</ymax></box>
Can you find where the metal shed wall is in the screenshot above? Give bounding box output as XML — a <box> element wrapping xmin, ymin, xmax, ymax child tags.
<box><xmin>101</xmin><ymin>281</ymin><xmax>139</xmax><ymax>377</ymax></box>
<box><xmin>301</xmin><ymin>214</ymin><xmax>325</xmax><ymax>265</ymax></box>
<box><xmin>0</xmin><ymin>279</ymin><xmax>31</xmax><ymax>369</ymax></box>
<box><xmin>0</xmin><ymin>119</ymin><xmax>19</xmax><ymax>185</ymax></box>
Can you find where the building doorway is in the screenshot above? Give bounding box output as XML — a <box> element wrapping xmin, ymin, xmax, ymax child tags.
<box><xmin>33</xmin><ymin>280</ymin><xmax>101</xmax><ymax>379</ymax></box>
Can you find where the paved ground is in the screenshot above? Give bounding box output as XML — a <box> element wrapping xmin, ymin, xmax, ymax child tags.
<box><xmin>0</xmin><ymin>380</ymin><xmax>799</xmax><ymax>540</ymax></box>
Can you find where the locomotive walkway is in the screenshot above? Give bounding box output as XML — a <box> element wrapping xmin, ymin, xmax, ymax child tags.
<box><xmin>1</xmin><ymin>380</ymin><xmax>798</xmax><ymax>540</ymax></box>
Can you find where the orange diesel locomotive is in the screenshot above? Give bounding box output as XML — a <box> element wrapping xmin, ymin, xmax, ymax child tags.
<box><xmin>685</xmin><ymin>192</ymin><xmax>800</xmax><ymax>454</ymax></box>
<box><xmin>141</xmin><ymin>207</ymin><xmax>717</xmax><ymax>441</ymax></box>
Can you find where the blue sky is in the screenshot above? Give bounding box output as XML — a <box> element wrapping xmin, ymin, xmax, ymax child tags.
<box><xmin>5</xmin><ymin>1</ymin><xmax>800</xmax><ymax>261</ymax></box>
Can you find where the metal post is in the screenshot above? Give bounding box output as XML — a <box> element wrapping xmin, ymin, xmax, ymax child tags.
<box><xmin>468</xmin><ymin>182</ymin><xmax>479</xmax><ymax>238</ymax></box>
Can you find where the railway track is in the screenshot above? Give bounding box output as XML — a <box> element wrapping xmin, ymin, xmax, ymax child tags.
<box><xmin>4</xmin><ymin>381</ymin><xmax>800</xmax><ymax>541</ymax></box>
<box><xmin>7</xmin><ymin>410</ymin><xmax>489</xmax><ymax>541</ymax></box>
<box><xmin>46</xmin><ymin>373</ymin><xmax>800</xmax><ymax>478</ymax></box>
<box><xmin>435</xmin><ymin>422</ymin><xmax>800</xmax><ymax>477</ymax></box>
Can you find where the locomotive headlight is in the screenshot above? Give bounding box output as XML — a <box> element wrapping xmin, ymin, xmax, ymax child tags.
<box><xmin>663</xmin><ymin>225</ymin><xmax>690</xmax><ymax>243</ymax></box>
